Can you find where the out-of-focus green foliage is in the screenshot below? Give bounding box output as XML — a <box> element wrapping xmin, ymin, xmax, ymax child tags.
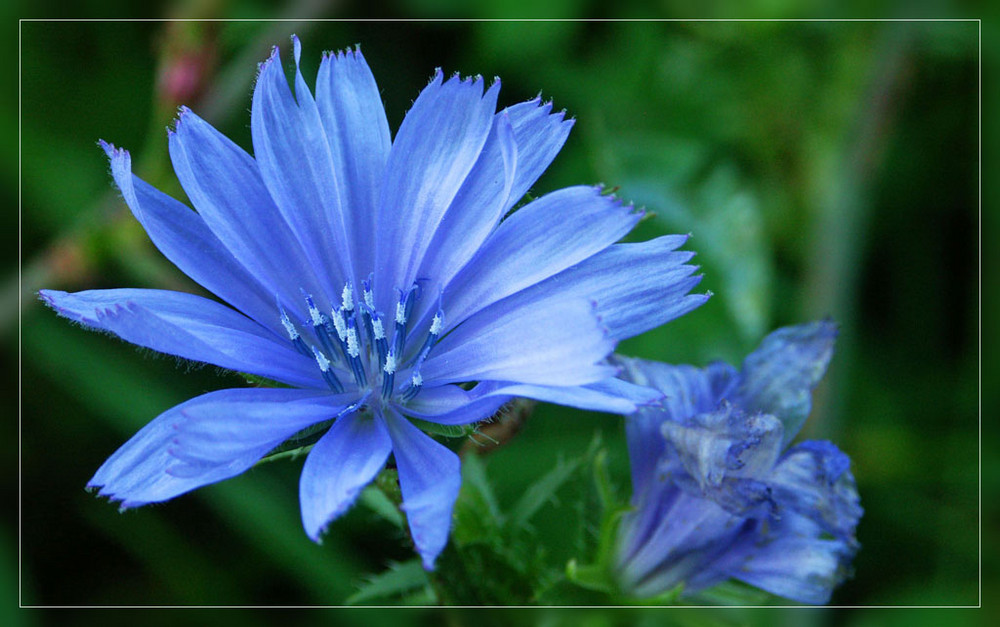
<box><xmin>11</xmin><ymin>4</ymin><xmax>984</xmax><ymax>620</ymax></box>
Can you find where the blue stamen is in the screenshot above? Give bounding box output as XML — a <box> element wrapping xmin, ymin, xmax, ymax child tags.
<box><xmin>381</xmin><ymin>348</ymin><xmax>396</xmax><ymax>399</ymax></box>
<box><xmin>345</xmin><ymin>316</ymin><xmax>367</xmax><ymax>387</ymax></box>
<box><xmin>311</xmin><ymin>346</ymin><xmax>344</xmax><ymax>393</ymax></box>
<box><xmin>279</xmin><ymin>306</ymin><xmax>313</xmax><ymax>358</ymax></box>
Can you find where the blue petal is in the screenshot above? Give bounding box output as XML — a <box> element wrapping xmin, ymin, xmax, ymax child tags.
<box><xmin>734</xmin><ymin>320</ymin><xmax>838</xmax><ymax>445</ymax></box>
<box><xmin>169</xmin><ymin>390</ymin><xmax>357</xmax><ymax>468</ymax></box>
<box><xmin>251</xmin><ymin>42</ymin><xmax>353</xmax><ymax>292</ymax></box>
<box><xmin>39</xmin><ymin>288</ymin><xmax>321</xmax><ymax>388</ymax></box>
<box><xmin>399</xmin><ymin>382</ymin><xmax>513</xmax><ymax>426</ymax></box>
<box><xmin>495</xmin><ymin>236</ymin><xmax>709</xmax><ymax>342</ymax></box>
<box><xmin>383</xmin><ymin>408</ymin><xmax>462</xmax><ymax>570</ymax></box>
<box><xmin>731</xmin><ymin>531</ymin><xmax>856</xmax><ymax>604</ymax></box>
<box><xmin>660</xmin><ymin>404</ymin><xmax>784</xmax><ymax>516</ymax></box>
<box><xmin>483</xmin><ymin>378</ymin><xmax>664</xmax><ymax>415</ymax></box>
<box><xmin>168</xmin><ymin>106</ymin><xmax>328</xmax><ymax>317</ymax></box>
<box><xmin>373</xmin><ymin>71</ymin><xmax>499</xmax><ymax>310</ymax></box>
<box><xmin>420</xmin><ymin>297</ymin><xmax>616</xmax><ymax>387</ymax></box>
<box><xmin>299</xmin><ymin>410</ymin><xmax>393</xmax><ymax>541</ymax></box>
<box><xmin>315</xmin><ymin>45</ymin><xmax>392</xmax><ymax>280</ymax></box>
<box><xmin>616</xmin><ymin>358</ymin><xmax>738</xmax><ymax>498</ymax></box>
<box><xmin>100</xmin><ymin>141</ymin><xmax>277</xmax><ymax>331</ymax></box>
<box><xmin>441</xmin><ymin>186</ymin><xmax>643</xmax><ymax>328</ymax></box>
<box><xmin>414</xmin><ymin>97</ymin><xmax>573</xmax><ymax>318</ymax></box>
<box><xmin>771</xmin><ymin>440</ymin><xmax>863</xmax><ymax>541</ymax></box>
<box><xmin>88</xmin><ymin>388</ymin><xmax>338</xmax><ymax>507</ymax></box>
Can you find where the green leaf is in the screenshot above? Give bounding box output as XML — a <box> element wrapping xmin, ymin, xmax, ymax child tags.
<box><xmin>687</xmin><ymin>579</ymin><xmax>775</xmax><ymax>606</ymax></box>
<box><xmin>358</xmin><ymin>484</ymin><xmax>404</xmax><ymax>529</ymax></box>
<box><xmin>344</xmin><ymin>559</ymin><xmax>430</xmax><ymax>605</ymax></box>
<box><xmin>451</xmin><ymin>454</ymin><xmax>504</xmax><ymax>546</ymax></box>
<box><xmin>508</xmin><ymin>455</ymin><xmax>583</xmax><ymax>530</ymax></box>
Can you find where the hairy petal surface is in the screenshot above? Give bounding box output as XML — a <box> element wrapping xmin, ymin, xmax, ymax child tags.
<box><xmin>383</xmin><ymin>408</ymin><xmax>461</xmax><ymax>570</ymax></box>
<box><xmin>315</xmin><ymin>45</ymin><xmax>392</xmax><ymax>279</ymax></box>
<box><xmin>300</xmin><ymin>411</ymin><xmax>393</xmax><ymax>541</ymax></box>
<box><xmin>374</xmin><ymin>72</ymin><xmax>498</xmax><ymax>308</ymax></box>
<box><xmin>39</xmin><ymin>288</ymin><xmax>320</xmax><ymax>388</ymax></box>
<box><xmin>252</xmin><ymin>41</ymin><xmax>353</xmax><ymax>291</ymax></box>
<box><xmin>443</xmin><ymin>186</ymin><xmax>643</xmax><ymax>328</ymax></box>
<box><xmin>168</xmin><ymin>106</ymin><xmax>326</xmax><ymax>317</ymax></box>
<box><xmin>100</xmin><ymin>141</ymin><xmax>277</xmax><ymax>330</ymax></box>
<box><xmin>421</xmin><ymin>297</ymin><xmax>615</xmax><ymax>386</ymax></box>
<box><xmin>89</xmin><ymin>388</ymin><xmax>338</xmax><ymax>507</ymax></box>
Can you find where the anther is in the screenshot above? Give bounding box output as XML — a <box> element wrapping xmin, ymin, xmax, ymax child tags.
<box><xmin>311</xmin><ymin>346</ymin><xmax>344</xmax><ymax>393</ymax></box>
<box><xmin>411</xmin><ymin>308</ymin><xmax>444</xmax><ymax>366</ymax></box>
<box><xmin>279</xmin><ymin>306</ymin><xmax>312</xmax><ymax>358</ymax></box>
<box><xmin>341</xmin><ymin>282</ymin><xmax>355</xmax><ymax>312</ymax></box>
<box><xmin>381</xmin><ymin>348</ymin><xmax>397</xmax><ymax>399</ymax></box>
<box><xmin>400</xmin><ymin>368</ymin><xmax>423</xmax><ymax>402</ymax></box>
<box><xmin>345</xmin><ymin>317</ymin><xmax>367</xmax><ymax>387</ymax></box>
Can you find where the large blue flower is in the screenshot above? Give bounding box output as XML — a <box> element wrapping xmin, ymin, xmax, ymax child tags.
<box><xmin>39</xmin><ymin>37</ymin><xmax>707</xmax><ymax>569</ymax></box>
<box><xmin>613</xmin><ymin>321</ymin><xmax>862</xmax><ymax>604</ymax></box>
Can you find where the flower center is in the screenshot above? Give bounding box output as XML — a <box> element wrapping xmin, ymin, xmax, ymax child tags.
<box><xmin>278</xmin><ymin>277</ymin><xmax>444</xmax><ymax>404</ymax></box>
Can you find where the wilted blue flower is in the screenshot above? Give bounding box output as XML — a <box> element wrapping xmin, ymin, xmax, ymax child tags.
<box><xmin>39</xmin><ymin>37</ymin><xmax>708</xmax><ymax>569</ymax></box>
<box><xmin>613</xmin><ymin>321</ymin><xmax>862</xmax><ymax>604</ymax></box>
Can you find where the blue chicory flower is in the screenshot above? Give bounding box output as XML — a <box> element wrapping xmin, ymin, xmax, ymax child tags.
<box><xmin>613</xmin><ymin>320</ymin><xmax>862</xmax><ymax>603</ymax></box>
<box><xmin>39</xmin><ymin>37</ymin><xmax>709</xmax><ymax>569</ymax></box>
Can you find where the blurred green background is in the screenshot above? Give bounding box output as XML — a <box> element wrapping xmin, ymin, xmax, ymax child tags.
<box><xmin>9</xmin><ymin>4</ymin><xmax>988</xmax><ymax>620</ymax></box>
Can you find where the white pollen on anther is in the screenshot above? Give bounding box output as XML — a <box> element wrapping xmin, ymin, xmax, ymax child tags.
<box><xmin>312</xmin><ymin>347</ymin><xmax>331</xmax><ymax>371</ymax></box>
<box><xmin>383</xmin><ymin>351</ymin><xmax>397</xmax><ymax>374</ymax></box>
<box><xmin>372</xmin><ymin>317</ymin><xmax>385</xmax><ymax>340</ymax></box>
<box><xmin>364</xmin><ymin>286</ymin><xmax>374</xmax><ymax>310</ymax></box>
<box><xmin>411</xmin><ymin>371</ymin><xmax>423</xmax><ymax>387</ymax></box>
<box><xmin>430</xmin><ymin>313</ymin><xmax>444</xmax><ymax>335</ymax></box>
<box><xmin>341</xmin><ymin>284</ymin><xmax>354</xmax><ymax>311</ymax></box>
<box><xmin>307</xmin><ymin>302</ymin><xmax>324</xmax><ymax>327</ymax></box>
<box><xmin>346</xmin><ymin>326</ymin><xmax>361</xmax><ymax>358</ymax></box>
<box><xmin>280</xmin><ymin>311</ymin><xmax>299</xmax><ymax>340</ymax></box>
<box><xmin>395</xmin><ymin>301</ymin><xmax>406</xmax><ymax>324</ymax></box>
<box><xmin>331</xmin><ymin>309</ymin><xmax>347</xmax><ymax>340</ymax></box>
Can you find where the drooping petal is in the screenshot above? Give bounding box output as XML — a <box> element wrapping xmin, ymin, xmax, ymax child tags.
<box><xmin>383</xmin><ymin>408</ymin><xmax>461</xmax><ymax>570</ymax></box>
<box><xmin>734</xmin><ymin>320</ymin><xmax>838</xmax><ymax>445</ymax></box>
<box><xmin>730</xmin><ymin>525</ymin><xmax>856</xmax><ymax>605</ymax></box>
<box><xmin>420</xmin><ymin>297</ymin><xmax>616</xmax><ymax>387</ymax></box>
<box><xmin>441</xmin><ymin>186</ymin><xmax>643</xmax><ymax>328</ymax></box>
<box><xmin>770</xmin><ymin>440</ymin><xmax>863</xmax><ymax>541</ymax></box>
<box><xmin>414</xmin><ymin>97</ymin><xmax>573</xmax><ymax>316</ymax></box>
<box><xmin>88</xmin><ymin>388</ymin><xmax>339</xmax><ymax>507</ymax></box>
<box><xmin>251</xmin><ymin>41</ymin><xmax>353</xmax><ymax>292</ymax></box>
<box><xmin>169</xmin><ymin>390</ymin><xmax>358</xmax><ymax>469</ymax></box>
<box><xmin>495</xmin><ymin>236</ymin><xmax>710</xmax><ymax>342</ymax></box>
<box><xmin>100</xmin><ymin>141</ymin><xmax>277</xmax><ymax>330</ymax></box>
<box><xmin>299</xmin><ymin>410</ymin><xmax>393</xmax><ymax>541</ymax></box>
<box><xmin>168</xmin><ymin>106</ymin><xmax>327</xmax><ymax>317</ymax></box>
<box><xmin>39</xmin><ymin>288</ymin><xmax>321</xmax><ymax>388</ymax></box>
<box><xmin>616</xmin><ymin>358</ymin><xmax>738</xmax><ymax>498</ymax></box>
<box><xmin>373</xmin><ymin>71</ymin><xmax>499</xmax><ymax>309</ymax></box>
<box><xmin>399</xmin><ymin>382</ymin><xmax>513</xmax><ymax>426</ymax></box>
<box><xmin>315</xmin><ymin>45</ymin><xmax>392</xmax><ymax>279</ymax></box>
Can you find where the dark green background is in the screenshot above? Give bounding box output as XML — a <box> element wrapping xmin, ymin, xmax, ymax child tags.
<box><xmin>9</xmin><ymin>7</ymin><xmax>988</xmax><ymax>621</ymax></box>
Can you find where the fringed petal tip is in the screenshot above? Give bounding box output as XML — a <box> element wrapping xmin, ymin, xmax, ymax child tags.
<box><xmin>322</xmin><ymin>43</ymin><xmax>363</xmax><ymax>61</ymax></box>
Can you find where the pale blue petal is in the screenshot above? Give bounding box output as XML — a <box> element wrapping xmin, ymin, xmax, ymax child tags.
<box><xmin>413</xmin><ymin>97</ymin><xmax>573</xmax><ymax>322</ymax></box>
<box><xmin>383</xmin><ymin>408</ymin><xmax>461</xmax><ymax>570</ymax></box>
<box><xmin>251</xmin><ymin>42</ymin><xmax>353</xmax><ymax>292</ymax></box>
<box><xmin>420</xmin><ymin>297</ymin><xmax>616</xmax><ymax>386</ymax></box>
<box><xmin>315</xmin><ymin>45</ymin><xmax>392</xmax><ymax>279</ymax></box>
<box><xmin>299</xmin><ymin>411</ymin><xmax>392</xmax><ymax>541</ymax></box>
<box><xmin>731</xmin><ymin>532</ymin><xmax>855</xmax><ymax>604</ymax></box>
<box><xmin>88</xmin><ymin>388</ymin><xmax>336</xmax><ymax>507</ymax></box>
<box><xmin>442</xmin><ymin>186</ymin><xmax>642</xmax><ymax>328</ymax></box>
<box><xmin>39</xmin><ymin>288</ymin><xmax>321</xmax><ymax>388</ymax></box>
<box><xmin>734</xmin><ymin>320</ymin><xmax>838</xmax><ymax>445</ymax></box>
<box><xmin>495</xmin><ymin>236</ymin><xmax>709</xmax><ymax>342</ymax></box>
<box><xmin>100</xmin><ymin>141</ymin><xmax>277</xmax><ymax>330</ymax></box>
<box><xmin>168</xmin><ymin>106</ymin><xmax>328</xmax><ymax>316</ymax></box>
<box><xmin>373</xmin><ymin>72</ymin><xmax>498</xmax><ymax>310</ymax></box>
<box><xmin>399</xmin><ymin>382</ymin><xmax>512</xmax><ymax>426</ymax></box>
